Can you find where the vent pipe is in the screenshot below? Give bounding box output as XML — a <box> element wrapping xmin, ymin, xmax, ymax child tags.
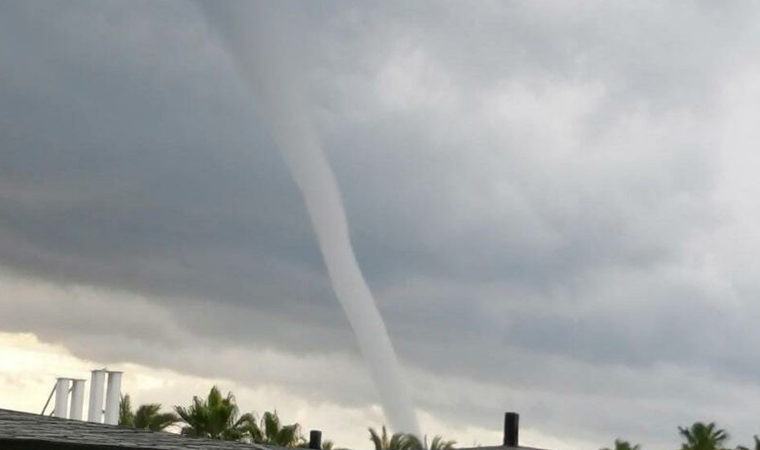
<box><xmin>53</xmin><ymin>378</ymin><xmax>71</xmax><ymax>419</ymax></box>
<box><xmin>503</xmin><ymin>412</ymin><xmax>519</xmax><ymax>447</ymax></box>
<box><xmin>69</xmin><ymin>379</ymin><xmax>86</xmax><ymax>420</ymax></box>
<box><xmin>87</xmin><ymin>370</ymin><xmax>107</xmax><ymax>422</ymax></box>
<box><xmin>103</xmin><ymin>371</ymin><xmax>122</xmax><ymax>425</ymax></box>
<box><xmin>309</xmin><ymin>430</ymin><xmax>322</xmax><ymax>450</ymax></box>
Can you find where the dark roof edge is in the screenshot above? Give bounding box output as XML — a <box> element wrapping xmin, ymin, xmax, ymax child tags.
<box><xmin>0</xmin><ymin>437</ymin><xmax>165</xmax><ymax>450</ymax></box>
<box><xmin>457</xmin><ymin>446</ymin><xmax>551</xmax><ymax>450</ymax></box>
<box><xmin>0</xmin><ymin>408</ymin><xmax>275</xmax><ymax>450</ymax></box>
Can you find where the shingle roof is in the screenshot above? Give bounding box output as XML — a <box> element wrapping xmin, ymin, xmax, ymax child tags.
<box><xmin>0</xmin><ymin>408</ymin><xmax>279</xmax><ymax>450</ymax></box>
<box><xmin>0</xmin><ymin>407</ymin><xmax>549</xmax><ymax>450</ymax></box>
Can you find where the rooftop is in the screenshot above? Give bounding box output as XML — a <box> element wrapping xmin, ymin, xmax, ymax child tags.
<box><xmin>0</xmin><ymin>408</ymin><xmax>547</xmax><ymax>450</ymax></box>
<box><xmin>0</xmin><ymin>408</ymin><xmax>275</xmax><ymax>450</ymax></box>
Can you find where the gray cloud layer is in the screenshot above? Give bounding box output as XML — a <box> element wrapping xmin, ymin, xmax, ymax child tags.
<box><xmin>3</xmin><ymin>1</ymin><xmax>760</xmax><ymax>448</ymax></box>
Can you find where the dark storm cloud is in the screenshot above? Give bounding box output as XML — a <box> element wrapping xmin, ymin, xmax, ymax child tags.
<box><xmin>3</xmin><ymin>0</ymin><xmax>760</xmax><ymax>447</ymax></box>
<box><xmin>0</xmin><ymin>2</ymin><xmax>337</xmax><ymax>309</ymax></box>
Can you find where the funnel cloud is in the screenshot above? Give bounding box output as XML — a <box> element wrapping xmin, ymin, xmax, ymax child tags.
<box><xmin>199</xmin><ymin>1</ymin><xmax>420</xmax><ymax>435</ymax></box>
<box><xmin>7</xmin><ymin>1</ymin><xmax>760</xmax><ymax>448</ymax></box>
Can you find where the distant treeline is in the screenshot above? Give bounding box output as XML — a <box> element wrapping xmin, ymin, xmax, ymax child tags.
<box><xmin>604</xmin><ymin>422</ymin><xmax>757</xmax><ymax>450</ymax></box>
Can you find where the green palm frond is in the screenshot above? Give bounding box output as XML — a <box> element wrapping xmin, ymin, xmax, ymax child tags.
<box><xmin>679</xmin><ymin>422</ymin><xmax>729</xmax><ymax>450</ymax></box>
<box><xmin>370</xmin><ymin>427</ymin><xmax>385</xmax><ymax>450</ymax></box>
<box><xmin>263</xmin><ymin>410</ymin><xmax>282</xmax><ymax>443</ymax></box>
<box><xmin>279</xmin><ymin>423</ymin><xmax>303</xmax><ymax>447</ymax></box>
<box><xmin>601</xmin><ymin>439</ymin><xmax>640</xmax><ymax>450</ymax></box>
<box><xmin>369</xmin><ymin>426</ymin><xmax>431</xmax><ymax>450</ymax></box>
<box><xmin>389</xmin><ymin>431</ymin><xmax>406</xmax><ymax>450</ymax></box>
<box><xmin>151</xmin><ymin>412</ymin><xmax>180</xmax><ymax>432</ymax></box>
<box><xmin>240</xmin><ymin>412</ymin><xmax>264</xmax><ymax>443</ymax></box>
<box><xmin>255</xmin><ymin>410</ymin><xmax>303</xmax><ymax>447</ymax></box>
<box><xmin>401</xmin><ymin>434</ymin><xmax>424</xmax><ymax>450</ymax></box>
<box><xmin>174</xmin><ymin>386</ymin><xmax>253</xmax><ymax>441</ymax></box>
<box><xmin>119</xmin><ymin>394</ymin><xmax>135</xmax><ymax>428</ymax></box>
<box><xmin>134</xmin><ymin>404</ymin><xmax>161</xmax><ymax>429</ymax></box>
<box><xmin>430</xmin><ymin>436</ymin><xmax>456</xmax><ymax>450</ymax></box>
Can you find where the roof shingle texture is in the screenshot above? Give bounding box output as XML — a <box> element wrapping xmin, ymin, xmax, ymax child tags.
<box><xmin>0</xmin><ymin>408</ymin><xmax>278</xmax><ymax>450</ymax></box>
<box><xmin>0</xmin><ymin>408</ymin><xmax>548</xmax><ymax>450</ymax></box>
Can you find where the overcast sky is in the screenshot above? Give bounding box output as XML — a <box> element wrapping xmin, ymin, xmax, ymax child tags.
<box><xmin>3</xmin><ymin>1</ymin><xmax>760</xmax><ymax>449</ymax></box>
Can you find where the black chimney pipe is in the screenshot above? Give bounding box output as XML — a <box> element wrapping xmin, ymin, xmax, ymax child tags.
<box><xmin>503</xmin><ymin>412</ymin><xmax>519</xmax><ymax>447</ymax></box>
<box><xmin>309</xmin><ymin>430</ymin><xmax>322</xmax><ymax>450</ymax></box>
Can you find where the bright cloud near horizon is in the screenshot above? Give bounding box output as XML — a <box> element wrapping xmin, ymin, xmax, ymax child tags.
<box><xmin>3</xmin><ymin>1</ymin><xmax>760</xmax><ymax>449</ymax></box>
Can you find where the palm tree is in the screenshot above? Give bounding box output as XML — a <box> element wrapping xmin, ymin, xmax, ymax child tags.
<box><xmin>119</xmin><ymin>394</ymin><xmax>179</xmax><ymax>432</ymax></box>
<box><xmin>119</xmin><ymin>394</ymin><xmax>135</xmax><ymax>427</ymax></box>
<box><xmin>134</xmin><ymin>403</ymin><xmax>180</xmax><ymax>431</ymax></box>
<box><xmin>735</xmin><ymin>435</ymin><xmax>760</xmax><ymax>450</ymax></box>
<box><xmin>601</xmin><ymin>439</ymin><xmax>641</xmax><ymax>450</ymax></box>
<box><xmin>679</xmin><ymin>422</ymin><xmax>730</xmax><ymax>450</ymax></box>
<box><xmin>174</xmin><ymin>386</ymin><xmax>258</xmax><ymax>441</ymax></box>
<box><xmin>370</xmin><ymin>426</ymin><xmax>414</xmax><ymax>450</ymax></box>
<box><xmin>427</xmin><ymin>436</ymin><xmax>456</xmax><ymax>450</ymax></box>
<box><xmin>404</xmin><ymin>434</ymin><xmax>424</xmax><ymax>450</ymax></box>
<box><xmin>369</xmin><ymin>426</ymin><xmax>441</xmax><ymax>450</ymax></box>
<box><xmin>256</xmin><ymin>410</ymin><xmax>303</xmax><ymax>447</ymax></box>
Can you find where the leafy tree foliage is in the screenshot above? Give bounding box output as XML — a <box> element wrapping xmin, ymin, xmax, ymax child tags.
<box><xmin>368</xmin><ymin>426</ymin><xmax>455</xmax><ymax>450</ymax></box>
<box><xmin>256</xmin><ymin>410</ymin><xmax>303</xmax><ymax>447</ymax></box>
<box><xmin>427</xmin><ymin>435</ymin><xmax>457</xmax><ymax>450</ymax></box>
<box><xmin>679</xmin><ymin>422</ymin><xmax>730</xmax><ymax>450</ymax></box>
<box><xmin>173</xmin><ymin>386</ymin><xmax>257</xmax><ymax>441</ymax></box>
<box><xmin>600</xmin><ymin>439</ymin><xmax>641</xmax><ymax>450</ymax></box>
<box><xmin>119</xmin><ymin>394</ymin><xmax>179</xmax><ymax>432</ymax></box>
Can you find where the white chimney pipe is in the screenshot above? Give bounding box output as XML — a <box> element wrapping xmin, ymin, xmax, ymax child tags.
<box><xmin>53</xmin><ymin>378</ymin><xmax>71</xmax><ymax>419</ymax></box>
<box><xmin>88</xmin><ymin>370</ymin><xmax>107</xmax><ymax>423</ymax></box>
<box><xmin>69</xmin><ymin>379</ymin><xmax>86</xmax><ymax>420</ymax></box>
<box><xmin>103</xmin><ymin>371</ymin><xmax>122</xmax><ymax>425</ymax></box>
